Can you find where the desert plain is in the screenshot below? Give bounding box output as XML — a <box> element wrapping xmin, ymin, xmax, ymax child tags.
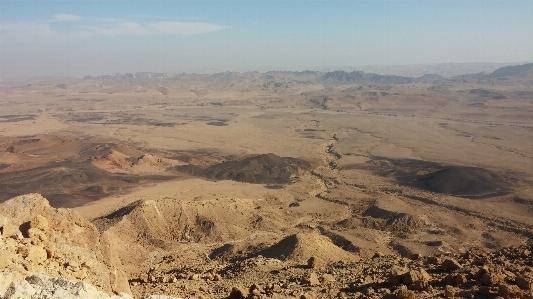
<box><xmin>1</xmin><ymin>64</ymin><xmax>533</xmax><ymax>298</ymax></box>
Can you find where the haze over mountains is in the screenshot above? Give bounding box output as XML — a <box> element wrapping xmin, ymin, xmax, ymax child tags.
<box><xmin>236</xmin><ymin>62</ymin><xmax>527</xmax><ymax>78</ymax></box>
<box><xmin>3</xmin><ymin>62</ymin><xmax>531</xmax><ymax>86</ymax></box>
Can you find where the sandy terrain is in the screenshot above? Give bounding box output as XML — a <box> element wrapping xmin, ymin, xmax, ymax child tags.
<box><xmin>1</xmin><ymin>65</ymin><xmax>533</xmax><ymax>298</ymax></box>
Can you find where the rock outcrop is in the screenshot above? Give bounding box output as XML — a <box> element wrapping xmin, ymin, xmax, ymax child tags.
<box><xmin>2</xmin><ymin>194</ymin><xmax>533</xmax><ymax>299</ymax></box>
<box><xmin>1</xmin><ymin>273</ymin><xmax>133</xmax><ymax>299</ymax></box>
<box><xmin>0</xmin><ymin>194</ymin><xmax>130</xmax><ymax>297</ymax></box>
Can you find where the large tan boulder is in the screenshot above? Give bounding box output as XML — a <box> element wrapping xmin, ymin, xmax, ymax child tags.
<box><xmin>0</xmin><ymin>194</ymin><xmax>131</xmax><ymax>295</ymax></box>
<box><xmin>1</xmin><ymin>222</ymin><xmax>22</xmax><ymax>239</ymax></box>
<box><xmin>441</xmin><ymin>258</ymin><xmax>462</xmax><ymax>270</ymax></box>
<box><xmin>401</xmin><ymin>269</ymin><xmax>431</xmax><ymax>284</ymax></box>
<box><xmin>0</xmin><ymin>249</ymin><xmax>17</xmax><ymax>267</ymax></box>
<box><xmin>30</xmin><ymin>215</ymin><xmax>49</xmax><ymax>231</ymax></box>
<box><xmin>18</xmin><ymin>245</ymin><xmax>47</xmax><ymax>263</ymax></box>
<box><xmin>27</xmin><ymin>227</ymin><xmax>47</xmax><ymax>243</ymax></box>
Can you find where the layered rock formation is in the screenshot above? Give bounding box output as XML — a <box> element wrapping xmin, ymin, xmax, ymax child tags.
<box><xmin>0</xmin><ymin>194</ymin><xmax>130</xmax><ymax>297</ymax></box>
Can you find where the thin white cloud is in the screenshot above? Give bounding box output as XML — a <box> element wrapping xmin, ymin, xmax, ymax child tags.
<box><xmin>53</xmin><ymin>14</ymin><xmax>82</xmax><ymax>21</ymax></box>
<box><xmin>95</xmin><ymin>22</ymin><xmax>149</xmax><ymax>36</ymax></box>
<box><xmin>0</xmin><ymin>22</ymin><xmax>58</xmax><ymax>41</ymax></box>
<box><xmin>0</xmin><ymin>19</ymin><xmax>227</xmax><ymax>44</ymax></box>
<box><xmin>151</xmin><ymin>22</ymin><xmax>227</xmax><ymax>35</ymax></box>
<box><xmin>94</xmin><ymin>21</ymin><xmax>228</xmax><ymax>36</ymax></box>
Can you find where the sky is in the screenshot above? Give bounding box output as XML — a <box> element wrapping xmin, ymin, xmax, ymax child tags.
<box><xmin>1</xmin><ymin>0</ymin><xmax>532</xmax><ymax>78</ymax></box>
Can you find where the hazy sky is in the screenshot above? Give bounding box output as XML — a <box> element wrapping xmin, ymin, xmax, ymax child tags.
<box><xmin>1</xmin><ymin>0</ymin><xmax>532</xmax><ymax>78</ymax></box>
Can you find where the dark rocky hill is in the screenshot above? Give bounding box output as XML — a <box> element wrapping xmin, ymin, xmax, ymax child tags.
<box><xmin>176</xmin><ymin>153</ymin><xmax>311</xmax><ymax>184</ymax></box>
<box><xmin>321</xmin><ymin>71</ymin><xmax>413</xmax><ymax>84</ymax></box>
<box><xmin>488</xmin><ymin>63</ymin><xmax>533</xmax><ymax>78</ymax></box>
<box><xmin>411</xmin><ymin>166</ymin><xmax>510</xmax><ymax>198</ymax></box>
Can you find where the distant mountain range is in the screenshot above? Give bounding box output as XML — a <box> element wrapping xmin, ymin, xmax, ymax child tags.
<box><xmin>353</xmin><ymin>62</ymin><xmax>516</xmax><ymax>78</ymax></box>
<box><xmin>207</xmin><ymin>63</ymin><xmax>533</xmax><ymax>85</ymax></box>
<box><xmin>487</xmin><ymin>63</ymin><xmax>533</xmax><ymax>78</ymax></box>
<box><xmin>4</xmin><ymin>63</ymin><xmax>532</xmax><ymax>88</ymax></box>
<box><xmin>238</xmin><ymin>62</ymin><xmax>524</xmax><ymax>77</ymax></box>
<box><xmin>320</xmin><ymin>71</ymin><xmax>413</xmax><ymax>84</ymax></box>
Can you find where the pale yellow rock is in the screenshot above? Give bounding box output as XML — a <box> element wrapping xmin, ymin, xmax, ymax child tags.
<box><xmin>68</xmin><ymin>260</ymin><xmax>79</xmax><ymax>268</ymax></box>
<box><xmin>320</xmin><ymin>273</ymin><xmax>336</xmax><ymax>282</ymax></box>
<box><xmin>30</xmin><ymin>215</ymin><xmax>49</xmax><ymax>231</ymax></box>
<box><xmin>44</xmin><ymin>243</ymin><xmax>56</xmax><ymax>258</ymax></box>
<box><xmin>27</xmin><ymin>228</ymin><xmax>47</xmax><ymax>243</ymax></box>
<box><xmin>0</xmin><ymin>214</ymin><xmax>8</xmax><ymax>227</ymax></box>
<box><xmin>73</xmin><ymin>268</ymin><xmax>88</xmax><ymax>280</ymax></box>
<box><xmin>24</xmin><ymin>246</ymin><xmax>47</xmax><ymax>263</ymax></box>
<box><xmin>0</xmin><ymin>249</ymin><xmax>17</xmax><ymax>267</ymax></box>
<box><xmin>2</xmin><ymin>223</ymin><xmax>21</xmax><ymax>239</ymax></box>
<box><xmin>303</xmin><ymin>272</ymin><xmax>320</xmax><ymax>286</ymax></box>
<box><xmin>24</xmin><ymin>263</ymin><xmax>44</xmax><ymax>273</ymax></box>
<box><xmin>0</xmin><ymin>194</ymin><xmax>131</xmax><ymax>296</ymax></box>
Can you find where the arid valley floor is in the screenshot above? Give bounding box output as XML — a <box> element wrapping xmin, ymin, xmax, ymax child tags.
<box><xmin>1</xmin><ymin>64</ymin><xmax>533</xmax><ymax>299</ymax></box>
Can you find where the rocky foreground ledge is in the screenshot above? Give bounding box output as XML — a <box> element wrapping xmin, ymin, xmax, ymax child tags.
<box><xmin>1</xmin><ymin>194</ymin><xmax>533</xmax><ymax>299</ymax></box>
<box><xmin>0</xmin><ymin>194</ymin><xmax>180</xmax><ymax>299</ymax></box>
<box><xmin>133</xmin><ymin>246</ymin><xmax>533</xmax><ymax>299</ymax></box>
